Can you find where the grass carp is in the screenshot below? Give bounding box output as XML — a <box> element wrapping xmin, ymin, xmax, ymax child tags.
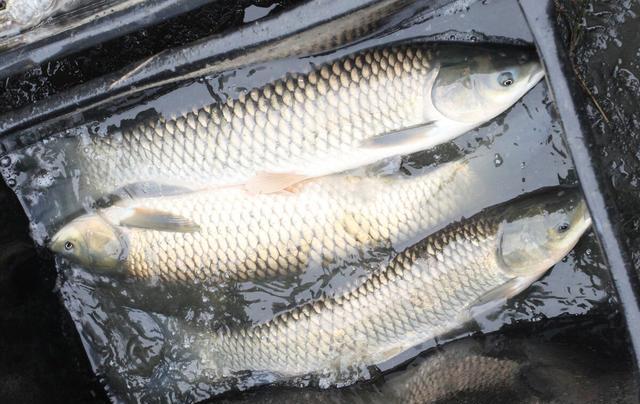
<box><xmin>51</xmin><ymin>161</ymin><xmax>476</xmax><ymax>282</ymax></box>
<box><xmin>77</xmin><ymin>42</ymin><xmax>543</xmax><ymax>197</ymax></box>
<box><xmin>191</xmin><ymin>188</ymin><xmax>590</xmax><ymax>379</ymax></box>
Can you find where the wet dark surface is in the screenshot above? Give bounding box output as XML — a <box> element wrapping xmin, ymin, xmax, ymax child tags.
<box><xmin>0</xmin><ymin>182</ymin><xmax>108</xmax><ymax>402</ymax></box>
<box><xmin>554</xmin><ymin>1</ymin><xmax>640</xmax><ymax>275</ymax></box>
<box><xmin>0</xmin><ymin>0</ymin><xmax>303</xmax><ymax>115</ymax></box>
<box><xmin>0</xmin><ymin>0</ymin><xmax>638</xmax><ymax>402</ymax></box>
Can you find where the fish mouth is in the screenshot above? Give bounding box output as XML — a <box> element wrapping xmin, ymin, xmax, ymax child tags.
<box><xmin>574</xmin><ymin>198</ymin><xmax>593</xmax><ymax>235</ymax></box>
<box><xmin>527</xmin><ymin>62</ymin><xmax>545</xmax><ymax>87</ymax></box>
<box><xmin>48</xmin><ymin>231</ymin><xmax>63</xmax><ymax>252</ymax></box>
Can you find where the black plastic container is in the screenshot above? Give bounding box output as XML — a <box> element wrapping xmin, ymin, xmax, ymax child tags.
<box><xmin>0</xmin><ymin>0</ymin><xmax>638</xmax><ymax>401</ymax></box>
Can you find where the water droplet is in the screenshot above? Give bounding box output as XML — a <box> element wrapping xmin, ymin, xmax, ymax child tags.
<box><xmin>7</xmin><ymin>178</ymin><xmax>16</xmax><ymax>187</ymax></box>
<box><xmin>0</xmin><ymin>156</ymin><xmax>10</xmax><ymax>167</ymax></box>
<box><xmin>493</xmin><ymin>153</ymin><xmax>503</xmax><ymax>167</ymax></box>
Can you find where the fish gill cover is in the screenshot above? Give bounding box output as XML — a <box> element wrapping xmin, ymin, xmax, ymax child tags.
<box><xmin>0</xmin><ymin>0</ymin><xmax>620</xmax><ymax>402</ymax></box>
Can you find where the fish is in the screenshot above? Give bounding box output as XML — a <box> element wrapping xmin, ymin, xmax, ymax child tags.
<box><xmin>189</xmin><ymin>187</ymin><xmax>590</xmax><ymax>379</ymax></box>
<box><xmin>226</xmin><ymin>341</ymin><xmax>526</xmax><ymax>404</ymax></box>
<box><xmin>389</xmin><ymin>350</ymin><xmax>522</xmax><ymax>404</ymax></box>
<box><xmin>49</xmin><ymin>160</ymin><xmax>478</xmax><ymax>282</ymax></box>
<box><xmin>77</xmin><ymin>42</ymin><xmax>544</xmax><ymax>197</ymax></box>
<box><xmin>223</xmin><ymin>335</ymin><xmax>630</xmax><ymax>404</ymax></box>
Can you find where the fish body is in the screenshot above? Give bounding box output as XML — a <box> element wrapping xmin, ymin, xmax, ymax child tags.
<box><xmin>227</xmin><ymin>336</ymin><xmax>627</xmax><ymax>404</ymax></box>
<box><xmin>51</xmin><ymin>161</ymin><xmax>477</xmax><ymax>282</ymax></box>
<box><xmin>226</xmin><ymin>343</ymin><xmax>524</xmax><ymax>404</ymax></box>
<box><xmin>191</xmin><ymin>188</ymin><xmax>590</xmax><ymax>378</ymax></box>
<box><xmin>78</xmin><ymin>43</ymin><xmax>543</xmax><ymax>196</ymax></box>
<box><xmin>393</xmin><ymin>352</ymin><xmax>521</xmax><ymax>404</ymax></box>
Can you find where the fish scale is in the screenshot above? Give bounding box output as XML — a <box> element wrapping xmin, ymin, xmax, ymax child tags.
<box><xmin>78</xmin><ymin>45</ymin><xmax>439</xmax><ymax>196</ymax></box>
<box><xmin>105</xmin><ymin>161</ymin><xmax>476</xmax><ymax>282</ymax></box>
<box><xmin>199</xmin><ymin>214</ymin><xmax>507</xmax><ymax>377</ymax></box>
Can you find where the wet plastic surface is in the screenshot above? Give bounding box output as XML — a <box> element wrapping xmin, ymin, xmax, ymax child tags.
<box><xmin>0</xmin><ymin>0</ymin><xmax>233</xmax><ymax>79</ymax></box>
<box><xmin>0</xmin><ymin>0</ymin><xmax>637</xmax><ymax>402</ymax></box>
<box><xmin>520</xmin><ymin>0</ymin><xmax>640</xmax><ymax>375</ymax></box>
<box><xmin>0</xmin><ymin>0</ymin><xmax>419</xmax><ymax>139</ymax></box>
<box><xmin>0</xmin><ymin>175</ymin><xmax>107</xmax><ymax>401</ymax></box>
<box><xmin>0</xmin><ymin>0</ymin><xmax>303</xmax><ymax>116</ymax></box>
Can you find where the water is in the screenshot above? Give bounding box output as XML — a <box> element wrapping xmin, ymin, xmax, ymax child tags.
<box><xmin>0</xmin><ymin>0</ymin><xmax>633</xmax><ymax>402</ymax></box>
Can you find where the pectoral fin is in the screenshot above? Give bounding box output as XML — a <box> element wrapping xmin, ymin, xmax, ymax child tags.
<box><xmin>359</xmin><ymin>122</ymin><xmax>435</xmax><ymax>149</ymax></box>
<box><xmin>119</xmin><ymin>208</ymin><xmax>201</xmax><ymax>233</ymax></box>
<box><xmin>244</xmin><ymin>172</ymin><xmax>309</xmax><ymax>194</ymax></box>
<box><xmin>469</xmin><ymin>273</ymin><xmax>544</xmax><ymax>316</ymax></box>
<box><xmin>106</xmin><ymin>182</ymin><xmax>195</xmax><ymax>201</ymax></box>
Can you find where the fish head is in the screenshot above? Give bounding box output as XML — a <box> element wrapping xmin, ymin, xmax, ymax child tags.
<box><xmin>49</xmin><ymin>214</ymin><xmax>127</xmax><ymax>272</ymax></box>
<box><xmin>431</xmin><ymin>45</ymin><xmax>544</xmax><ymax>124</ymax></box>
<box><xmin>497</xmin><ymin>188</ymin><xmax>592</xmax><ymax>276</ymax></box>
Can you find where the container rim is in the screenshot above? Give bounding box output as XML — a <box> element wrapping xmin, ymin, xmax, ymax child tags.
<box><xmin>519</xmin><ymin>0</ymin><xmax>640</xmax><ymax>380</ymax></box>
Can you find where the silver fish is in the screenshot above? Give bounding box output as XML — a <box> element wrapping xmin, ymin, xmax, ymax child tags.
<box><xmin>192</xmin><ymin>188</ymin><xmax>590</xmax><ymax>379</ymax></box>
<box><xmin>78</xmin><ymin>43</ymin><xmax>543</xmax><ymax>196</ymax></box>
<box><xmin>50</xmin><ymin>161</ymin><xmax>476</xmax><ymax>282</ymax></box>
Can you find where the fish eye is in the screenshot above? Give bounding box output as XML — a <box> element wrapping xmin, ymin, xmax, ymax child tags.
<box><xmin>557</xmin><ymin>223</ymin><xmax>570</xmax><ymax>233</ymax></box>
<box><xmin>64</xmin><ymin>241</ymin><xmax>74</xmax><ymax>251</ymax></box>
<box><xmin>498</xmin><ymin>72</ymin><xmax>514</xmax><ymax>87</ymax></box>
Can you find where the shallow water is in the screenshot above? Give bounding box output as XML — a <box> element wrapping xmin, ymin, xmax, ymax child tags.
<box><xmin>0</xmin><ymin>0</ymin><xmax>632</xmax><ymax>402</ymax></box>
